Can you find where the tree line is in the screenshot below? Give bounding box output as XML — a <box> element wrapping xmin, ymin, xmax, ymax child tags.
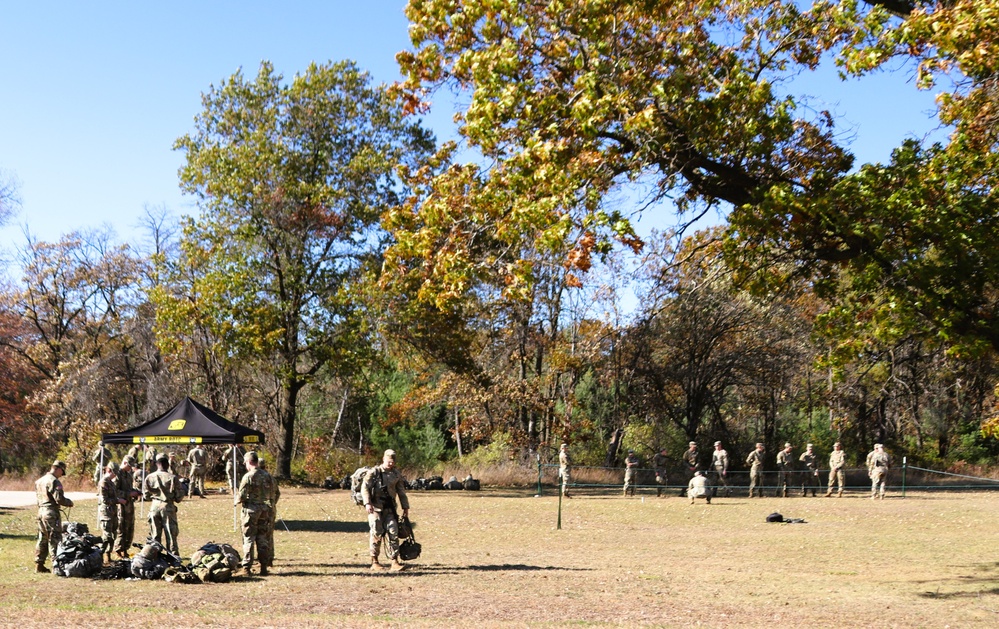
<box><xmin>2</xmin><ymin>1</ymin><xmax>998</xmax><ymax>480</ymax></box>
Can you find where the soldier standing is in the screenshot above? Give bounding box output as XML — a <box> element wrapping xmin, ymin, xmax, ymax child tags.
<box><xmin>259</xmin><ymin>457</ymin><xmax>280</xmax><ymax>569</ymax></box>
<box><xmin>187</xmin><ymin>444</ymin><xmax>208</xmax><ymax>498</ymax></box>
<box><xmin>97</xmin><ymin>462</ymin><xmax>126</xmax><ymax>562</ymax></box>
<box><xmin>710</xmin><ymin>441</ymin><xmax>730</xmax><ymax>497</ymax></box>
<box><xmin>746</xmin><ymin>443</ymin><xmax>765</xmax><ymax>498</ymax></box>
<box><xmin>652</xmin><ymin>448</ymin><xmax>669</xmax><ymax>497</ymax></box>
<box><xmin>362</xmin><ymin>449</ymin><xmax>411</xmax><ymax>571</ymax></box>
<box><xmin>558</xmin><ymin>443</ymin><xmax>572</xmax><ymax>498</ymax></box>
<box><xmin>866</xmin><ymin>443</ymin><xmax>891</xmax><ymax>500</ymax></box>
<box><xmin>825</xmin><ymin>442</ymin><xmax>846</xmax><ymax>497</ymax></box>
<box><xmin>776</xmin><ymin>443</ymin><xmax>794</xmax><ymax>497</ymax></box>
<box><xmin>142</xmin><ymin>444</ymin><xmax>158</xmax><ymax>475</ymax></box>
<box><xmin>223</xmin><ymin>445</ymin><xmax>247</xmax><ymax>494</ymax></box>
<box><xmin>34</xmin><ymin>460</ymin><xmax>74</xmax><ymax>573</ymax></box>
<box><xmin>114</xmin><ymin>456</ymin><xmax>141</xmax><ymax>559</ymax></box>
<box><xmin>623</xmin><ymin>450</ymin><xmax>640</xmax><ymax>496</ymax></box>
<box><xmin>680</xmin><ymin>441</ymin><xmax>700</xmax><ymax>497</ymax></box>
<box><xmin>143</xmin><ymin>452</ymin><xmax>184</xmax><ymax>555</ymax></box>
<box><xmin>799</xmin><ymin>443</ymin><xmax>820</xmax><ymax>497</ymax></box>
<box><xmin>236</xmin><ymin>451</ymin><xmax>275</xmax><ymax>576</ymax></box>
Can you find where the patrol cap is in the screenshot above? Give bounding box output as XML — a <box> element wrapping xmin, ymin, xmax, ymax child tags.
<box><xmin>628</xmin><ymin>449</ymin><xmax>635</xmax><ymax>454</ymax></box>
<box><xmin>122</xmin><ymin>455</ymin><xmax>137</xmax><ymax>467</ymax></box>
<box><xmin>244</xmin><ymin>450</ymin><xmax>259</xmax><ymax>464</ymax></box>
<box><xmin>784</xmin><ymin>442</ymin><xmax>792</xmax><ymax>448</ymax></box>
<box><xmin>689</xmin><ymin>441</ymin><xmax>697</xmax><ymax>446</ymax></box>
<box><xmin>52</xmin><ymin>460</ymin><xmax>67</xmax><ymax>471</ymax></box>
<box><xmin>384</xmin><ymin>449</ymin><xmax>396</xmax><ymax>458</ymax></box>
<box><xmin>155</xmin><ymin>452</ymin><xmax>169</xmax><ymax>463</ymax></box>
<box><xmin>806</xmin><ymin>443</ymin><xmax>814</xmax><ymax>449</ymax></box>
<box><xmin>874</xmin><ymin>443</ymin><xmax>883</xmax><ymax>448</ymax></box>
<box><xmin>714</xmin><ymin>441</ymin><xmax>722</xmax><ymax>446</ymax></box>
<box><xmin>560</xmin><ymin>443</ymin><xmax>568</xmax><ymax>449</ymax></box>
<box><xmin>106</xmin><ymin>461</ymin><xmax>120</xmax><ymax>473</ymax></box>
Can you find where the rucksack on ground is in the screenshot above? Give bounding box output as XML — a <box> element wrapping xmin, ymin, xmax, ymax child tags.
<box><xmin>191</xmin><ymin>542</ymin><xmax>241</xmax><ymax>583</ymax></box>
<box><xmin>53</xmin><ymin>523</ymin><xmax>102</xmax><ymax>578</ymax></box>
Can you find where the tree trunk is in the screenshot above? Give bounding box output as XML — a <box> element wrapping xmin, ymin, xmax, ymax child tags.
<box><xmin>277</xmin><ymin>381</ymin><xmax>302</xmax><ymax>479</ymax></box>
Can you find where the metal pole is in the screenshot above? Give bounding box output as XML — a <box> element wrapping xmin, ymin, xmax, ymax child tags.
<box><xmin>557</xmin><ymin>474</ymin><xmax>563</xmax><ymax>530</ymax></box>
<box><xmin>902</xmin><ymin>456</ymin><xmax>907</xmax><ymax>498</ymax></box>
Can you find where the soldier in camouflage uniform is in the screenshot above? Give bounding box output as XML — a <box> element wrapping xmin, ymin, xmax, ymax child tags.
<box><xmin>186</xmin><ymin>444</ymin><xmax>208</xmax><ymax>498</ymax></box>
<box><xmin>799</xmin><ymin>443</ymin><xmax>820</xmax><ymax>497</ymax></box>
<box><xmin>114</xmin><ymin>455</ymin><xmax>141</xmax><ymax>558</ymax></box>
<box><xmin>680</xmin><ymin>441</ymin><xmax>700</xmax><ymax>497</ymax></box>
<box><xmin>34</xmin><ymin>460</ymin><xmax>74</xmax><ymax>572</ymax></box>
<box><xmin>776</xmin><ymin>443</ymin><xmax>794</xmax><ymax>497</ymax></box>
<box><xmin>710</xmin><ymin>441</ymin><xmax>731</xmax><ymax>497</ymax></box>
<box><xmin>746</xmin><ymin>443</ymin><xmax>765</xmax><ymax>498</ymax></box>
<box><xmin>623</xmin><ymin>450</ymin><xmax>640</xmax><ymax>496</ymax></box>
<box><xmin>236</xmin><ymin>451</ymin><xmax>276</xmax><ymax>576</ymax></box>
<box><xmin>97</xmin><ymin>462</ymin><xmax>126</xmax><ymax>562</ymax></box>
<box><xmin>91</xmin><ymin>441</ymin><xmax>112</xmax><ymax>484</ymax></box>
<box><xmin>223</xmin><ymin>445</ymin><xmax>247</xmax><ymax>494</ymax></box>
<box><xmin>687</xmin><ymin>471</ymin><xmax>711</xmax><ymax>504</ymax></box>
<box><xmin>866</xmin><ymin>443</ymin><xmax>890</xmax><ymax>500</ymax></box>
<box><xmin>558</xmin><ymin>443</ymin><xmax>572</xmax><ymax>498</ymax></box>
<box><xmin>652</xmin><ymin>448</ymin><xmax>669</xmax><ymax>497</ymax></box>
<box><xmin>825</xmin><ymin>442</ymin><xmax>846</xmax><ymax>497</ymax></box>
<box><xmin>143</xmin><ymin>452</ymin><xmax>184</xmax><ymax>555</ymax></box>
<box><xmin>362</xmin><ymin>449</ymin><xmax>411</xmax><ymax>571</ymax></box>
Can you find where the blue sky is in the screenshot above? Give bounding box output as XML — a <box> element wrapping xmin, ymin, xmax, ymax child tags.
<box><xmin>0</xmin><ymin>2</ymin><xmax>943</xmax><ymax>257</ymax></box>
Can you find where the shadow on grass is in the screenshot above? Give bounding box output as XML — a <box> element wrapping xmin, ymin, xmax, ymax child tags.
<box><xmin>0</xmin><ymin>532</ymin><xmax>35</xmax><ymax>540</ymax></box>
<box><xmin>280</xmin><ymin>520</ymin><xmax>368</xmax><ymax>533</ymax></box>
<box><xmin>273</xmin><ymin>561</ymin><xmax>592</xmax><ymax>577</ymax></box>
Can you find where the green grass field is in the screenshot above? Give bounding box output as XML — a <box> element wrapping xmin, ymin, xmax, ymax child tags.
<box><xmin>1</xmin><ymin>486</ymin><xmax>998</xmax><ymax>627</ymax></box>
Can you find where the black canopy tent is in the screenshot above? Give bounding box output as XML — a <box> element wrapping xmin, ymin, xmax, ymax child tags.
<box><xmin>102</xmin><ymin>396</ymin><xmax>265</xmax><ymax>530</ymax></box>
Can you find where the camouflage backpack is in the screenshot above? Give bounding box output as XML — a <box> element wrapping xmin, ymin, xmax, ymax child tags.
<box><xmin>190</xmin><ymin>542</ymin><xmax>241</xmax><ymax>583</ymax></box>
<box><xmin>350</xmin><ymin>466</ymin><xmax>373</xmax><ymax>506</ymax></box>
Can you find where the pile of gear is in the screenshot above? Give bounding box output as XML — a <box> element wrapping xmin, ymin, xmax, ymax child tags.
<box><xmin>409</xmin><ymin>475</ymin><xmax>480</xmax><ymax>491</ymax></box>
<box><xmin>52</xmin><ymin>522</ymin><xmax>104</xmax><ymax>578</ymax></box>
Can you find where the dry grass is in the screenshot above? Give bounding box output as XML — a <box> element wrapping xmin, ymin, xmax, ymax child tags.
<box><xmin>2</xmin><ymin>485</ymin><xmax>999</xmax><ymax>627</ymax></box>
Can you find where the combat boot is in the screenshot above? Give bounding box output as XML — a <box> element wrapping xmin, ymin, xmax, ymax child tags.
<box><xmin>258</xmin><ymin>565</ymin><xmax>269</xmax><ymax>576</ymax></box>
<box><xmin>824</xmin><ymin>491</ymin><xmax>832</xmax><ymax>497</ymax></box>
<box><xmin>837</xmin><ymin>490</ymin><xmax>843</xmax><ymax>497</ymax></box>
<box><xmin>371</xmin><ymin>558</ymin><xmax>387</xmax><ymax>571</ymax></box>
<box><xmin>390</xmin><ymin>558</ymin><xmax>406</xmax><ymax>571</ymax></box>
<box><xmin>35</xmin><ymin>563</ymin><xmax>49</xmax><ymax>573</ymax></box>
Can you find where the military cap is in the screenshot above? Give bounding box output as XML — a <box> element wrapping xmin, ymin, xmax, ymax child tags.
<box><xmin>560</xmin><ymin>443</ymin><xmax>568</xmax><ymax>449</ymax></box>
<box><xmin>714</xmin><ymin>441</ymin><xmax>722</xmax><ymax>446</ymax></box>
<box><xmin>122</xmin><ymin>455</ymin><xmax>137</xmax><ymax>467</ymax></box>
<box><xmin>155</xmin><ymin>452</ymin><xmax>169</xmax><ymax>463</ymax></box>
<box><xmin>106</xmin><ymin>461</ymin><xmax>120</xmax><ymax>473</ymax></box>
<box><xmin>689</xmin><ymin>441</ymin><xmax>697</xmax><ymax>446</ymax></box>
<box><xmin>784</xmin><ymin>442</ymin><xmax>792</xmax><ymax>448</ymax></box>
<box><xmin>384</xmin><ymin>449</ymin><xmax>397</xmax><ymax>458</ymax></box>
<box><xmin>806</xmin><ymin>443</ymin><xmax>814</xmax><ymax>449</ymax></box>
<box><xmin>52</xmin><ymin>460</ymin><xmax>67</xmax><ymax>471</ymax></box>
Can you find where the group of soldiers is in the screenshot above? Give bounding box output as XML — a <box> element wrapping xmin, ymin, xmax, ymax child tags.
<box><xmin>34</xmin><ymin>442</ymin><xmax>281</xmax><ymax>576</ymax></box>
<box><xmin>557</xmin><ymin>440</ymin><xmax>893</xmax><ymax>501</ymax></box>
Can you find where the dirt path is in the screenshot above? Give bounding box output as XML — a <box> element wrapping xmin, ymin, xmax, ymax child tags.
<box><xmin>0</xmin><ymin>491</ymin><xmax>95</xmax><ymax>508</ymax></box>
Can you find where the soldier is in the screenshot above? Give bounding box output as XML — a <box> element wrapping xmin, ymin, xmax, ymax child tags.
<box><xmin>746</xmin><ymin>443</ymin><xmax>765</xmax><ymax>498</ymax></box>
<box><xmin>259</xmin><ymin>457</ymin><xmax>280</xmax><ymax>570</ymax></box>
<box><xmin>652</xmin><ymin>448</ymin><xmax>669</xmax><ymax>498</ymax></box>
<box><xmin>187</xmin><ymin>444</ymin><xmax>208</xmax><ymax>498</ymax></box>
<box><xmin>143</xmin><ymin>452</ymin><xmax>184</xmax><ymax>555</ymax></box>
<box><xmin>34</xmin><ymin>460</ymin><xmax>74</xmax><ymax>573</ymax></box>
<box><xmin>91</xmin><ymin>441</ymin><xmax>112</xmax><ymax>484</ymax></box>
<box><xmin>114</xmin><ymin>455</ymin><xmax>141</xmax><ymax>559</ymax></box>
<box><xmin>236</xmin><ymin>451</ymin><xmax>276</xmax><ymax>576</ymax></box>
<box><xmin>825</xmin><ymin>442</ymin><xmax>846</xmax><ymax>497</ymax></box>
<box><xmin>799</xmin><ymin>443</ymin><xmax>820</xmax><ymax>497</ymax></box>
<box><xmin>680</xmin><ymin>441</ymin><xmax>700</xmax><ymax>497</ymax></box>
<box><xmin>623</xmin><ymin>450</ymin><xmax>640</xmax><ymax>496</ymax></box>
<box><xmin>776</xmin><ymin>443</ymin><xmax>794</xmax><ymax>497</ymax></box>
<box><xmin>558</xmin><ymin>443</ymin><xmax>572</xmax><ymax>498</ymax></box>
<box><xmin>866</xmin><ymin>443</ymin><xmax>891</xmax><ymax>500</ymax></box>
<box><xmin>142</xmin><ymin>444</ymin><xmax>158</xmax><ymax>475</ymax></box>
<box><xmin>710</xmin><ymin>441</ymin><xmax>731</xmax><ymax>497</ymax></box>
<box><xmin>362</xmin><ymin>449</ymin><xmax>411</xmax><ymax>571</ymax></box>
<box><xmin>97</xmin><ymin>462</ymin><xmax>126</xmax><ymax>562</ymax></box>
<box><xmin>687</xmin><ymin>470</ymin><xmax>711</xmax><ymax>504</ymax></box>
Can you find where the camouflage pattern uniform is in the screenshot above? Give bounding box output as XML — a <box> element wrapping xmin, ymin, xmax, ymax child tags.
<box><xmin>799</xmin><ymin>445</ymin><xmax>820</xmax><ymax>497</ymax></box>
<box><xmin>187</xmin><ymin>445</ymin><xmax>208</xmax><ymax>497</ymax></box>
<box><xmin>97</xmin><ymin>469</ymin><xmax>122</xmax><ymax>559</ymax></box>
<box><xmin>91</xmin><ymin>443</ymin><xmax>112</xmax><ymax>484</ymax></box>
<box><xmin>237</xmin><ymin>461</ymin><xmax>276</xmax><ymax>572</ymax></box>
<box><xmin>826</xmin><ymin>443</ymin><xmax>846</xmax><ymax>497</ymax></box>
<box><xmin>114</xmin><ymin>460</ymin><xmax>140</xmax><ymax>557</ymax></box>
<box><xmin>558</xmin><ymin>444</ymin><xmax>572</xmax><ymax>497</ymax></box>
<box><xmin>680</xmin><ymin>443</ymin><xmax>700</xmax><ymax>497</ymax></box>
<box><xmin>652</xmin><ymin>450</ymin><xmax>669</xmax><ymax>497</ymax></box>
<box><xmin>623</xmin><ymin>451</ymin><xmax>640</xmax><ymax>496</ymax></box>
<box><xmin>223</xmin><ymin>446</ymin><xmax>246</xmax><ymax>494</ymax></box>
<box><xmin>746</xmin><ymin>445</ymin><xmax>765</xmax><ymax>497</ymax></box>
<box><xmin>687</xmin><ymin>471</ymin><xmax>710</xmax><ymax>504</ymax></box>
<box><xmin>34</xmin><ymin>464</ymin><xmax>74</xmax><ymax>571</ymax></box>
<box><xmin>866</xmin><ymin>444</ymin><xmax>890</xmax><ymax>500</ymax></box>
<box><xmin>776</xmin><ymin>444</ymin><xmax>794</xmax><ymax>497</ymax></box>
<box><xmin>710</xmin><ymin>442</ymin><xmax>730</xmax><ymax>497</ymax></box>
<box><xmin>143</xmin><ymin>458</ymin><xmax>184</xmax><ymax>554</ymax></box>
<box><xmin>362</xmin><ymin>461</ymin><xmax>410</xmax><ymax>562</ymax></box>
